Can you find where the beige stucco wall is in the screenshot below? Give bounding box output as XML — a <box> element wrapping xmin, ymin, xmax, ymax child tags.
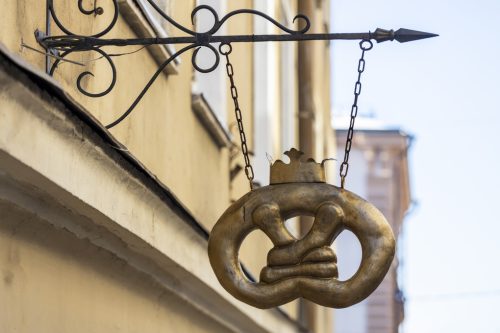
<box><xmin>0</xmin><ymin>204</ymin><xmax>234</xmax><ymax>333</ymax></box>
<box><xmin>0</xmin><ymin>0</ymin><xmax>335</xmax><ymax>332</ymax></box>
<box><xmin>0</xmin><ymin>62</ymin><xmax>302</xmax><ymax>333</ymax></box>
<box><xmin>0</xmin><ymin>0</ymin><xmax>231</xmax><ymax>229</ymax></box>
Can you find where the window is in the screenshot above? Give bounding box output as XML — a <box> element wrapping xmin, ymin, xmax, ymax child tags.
<box><xmin>118</xmin><ymin>0</ymin><xmax>179</xmax><ymax>73</ymax></box>
<box><xmin>136</xmin><ymin>0</ymin><xmax>177</xmax><ymax>62</ymax></box>
<box><xmin>136</xmin><ymin>0</ymin><xmax>172</xmax><ymax>35</ymax></box>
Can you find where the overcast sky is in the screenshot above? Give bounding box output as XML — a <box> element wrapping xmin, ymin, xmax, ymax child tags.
<box><xmin>330</xmin><ymin>0</ymin><xmax>500</xmax><ymax>332</ymax></box>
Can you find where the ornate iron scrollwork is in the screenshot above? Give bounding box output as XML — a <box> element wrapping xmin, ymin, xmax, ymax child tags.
<box><xmin>50</xmin><ymin>46</ymin><xmax>117</xmax><ymax>98</ymax></box>
<box><xmin>48</xmin><ymin>0</ymin><xmax>119</xmax><ymax>38</ymax></box>
<box><xmin>38</xmin><ymin>1</ymin><xmax>436</xmax><ymax>128</ymax></box>
<box><xmin>40</xmin><ymin>2</ymin><xmax>311</xmax><ymax>128</ymax></box>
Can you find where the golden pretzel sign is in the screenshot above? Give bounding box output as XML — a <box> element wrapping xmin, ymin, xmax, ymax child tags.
<box><xmin>208</xmin><ymin>149</ymin><xmax>395</xmax><ymax>309</ymax></box>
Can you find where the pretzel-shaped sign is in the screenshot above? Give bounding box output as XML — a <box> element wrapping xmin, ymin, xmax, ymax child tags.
<box><xmin>208</xmin><ymin>179</ymin><xmax>395</xmax><ymax>309</ymax></box>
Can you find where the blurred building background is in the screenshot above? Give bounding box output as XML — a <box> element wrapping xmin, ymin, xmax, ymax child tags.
<box><xmin>333</xmin><ymin>116</ymin><xmax>412</xmax><ymax>333</ymax></box>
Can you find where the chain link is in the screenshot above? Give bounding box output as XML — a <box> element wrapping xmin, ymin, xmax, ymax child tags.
<box><xmin>220</xmin><ymin>43</ymin><xmax>255</xmax><ymax>190</ymax></box>
<box><xmin>218</xmin><ymin>40</ymin><xmax>372</xmax><ymax>190</ymax></box>
<box><xmin>340</xmin><ymin>39</ymin><xmax>373</xmax><ymax>189</ymax></box>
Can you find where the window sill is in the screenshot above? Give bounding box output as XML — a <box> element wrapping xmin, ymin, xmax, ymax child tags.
<box><xmin>118</xmin><ymin>0</ymin><xmax>179</xmax><ymax>75</ymax></box>
<box><xmin>192</xmin><ymin>93</ymin><xmax>231</xmax><ymax>149</ymax></box>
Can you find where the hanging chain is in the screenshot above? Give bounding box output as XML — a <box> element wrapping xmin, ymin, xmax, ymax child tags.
<box><xmin>340</xmin><ymin>39</ymin><xmax>373</xmax><ymax>189</ymax></box>
<box><xmin>219</xmin><ymin>43</ymin><xmax>255</xmax><ymax>190</ymax></box>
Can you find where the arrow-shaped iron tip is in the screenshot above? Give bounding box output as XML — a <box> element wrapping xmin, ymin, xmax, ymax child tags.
<box><xmin>394</xmin><ymin>28</ymin><xmax>439</xmax><ymax>43</ymax></box>
<box><xmin>373</xmin><ymin>28</ymin><xmax>438</xmax><ymax>43</ymax></box>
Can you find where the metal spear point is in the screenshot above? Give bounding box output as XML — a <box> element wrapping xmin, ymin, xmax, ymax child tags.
<box><xmin>372</xmin><ymin>28</ymin><xmax>439</xmax><ymax>43</ymax></box>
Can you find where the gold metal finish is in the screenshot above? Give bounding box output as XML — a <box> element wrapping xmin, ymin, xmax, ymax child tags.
<box><xmin>208</xmin><ymin>149</ymin><xmax>395</xmax><ymax>309</ymax></box>
<box><xmin>270</xmin><ymin>148</ymin><xmax>327</xmax><ymax>184</ymax></box>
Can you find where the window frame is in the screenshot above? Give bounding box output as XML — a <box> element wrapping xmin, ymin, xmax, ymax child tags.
<box><xmin>135</xmin><ymin>0</ymin><xmax>179</xmax><ymax>64</ymax></box>
<box><xmin>118</xmin><ymin>0</ymin><xmax>179</xmax><ymax>74</ymax></box>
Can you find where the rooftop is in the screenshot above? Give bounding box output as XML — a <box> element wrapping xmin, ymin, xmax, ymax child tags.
<box><xmin>333</xmin><ymin>114</ymin><xmax>412</xmax><ymax>138</ymax></box>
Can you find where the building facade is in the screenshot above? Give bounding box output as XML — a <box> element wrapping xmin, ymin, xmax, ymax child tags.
<box><xmin>0</xmin><ymin>1</ymin><xmax>334</xmax><ymax>332</ymax></box>
<box><xmin>333</xmin><ymin>116</ymin><xmax>412</xmax><ymax>333</ymax></box>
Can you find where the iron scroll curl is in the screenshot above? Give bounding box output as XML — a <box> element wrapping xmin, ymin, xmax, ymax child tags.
<box><xmin>50</xmin><ymin>46</ymin><xmax>117</xmax><ymax>98</ymax></box>
<box><xmin>48</xmin><ymin>0</ymin><xmax>119</xmax><ymax>38</ymax></box>
<box><xmin>45</xmin><ymin>3</ymin><xmax>311</xmax><ymax>128</ymax></box>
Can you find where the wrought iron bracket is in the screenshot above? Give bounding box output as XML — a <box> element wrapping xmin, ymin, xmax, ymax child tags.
<box><xmin>36</xmin><ymin>0</ymin><xmax>437</xmax><ymax>129</ymax></box>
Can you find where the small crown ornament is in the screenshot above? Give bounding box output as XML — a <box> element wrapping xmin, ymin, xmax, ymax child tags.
<box><xmin>270</xmin><ymin>148</ymin><xmax>327</xmax><ymax>184</ymax></box>
<box><xmin>208</xmin><ymin>148</ymin><xmax>395</xmax><ymax>309</ymax></box>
